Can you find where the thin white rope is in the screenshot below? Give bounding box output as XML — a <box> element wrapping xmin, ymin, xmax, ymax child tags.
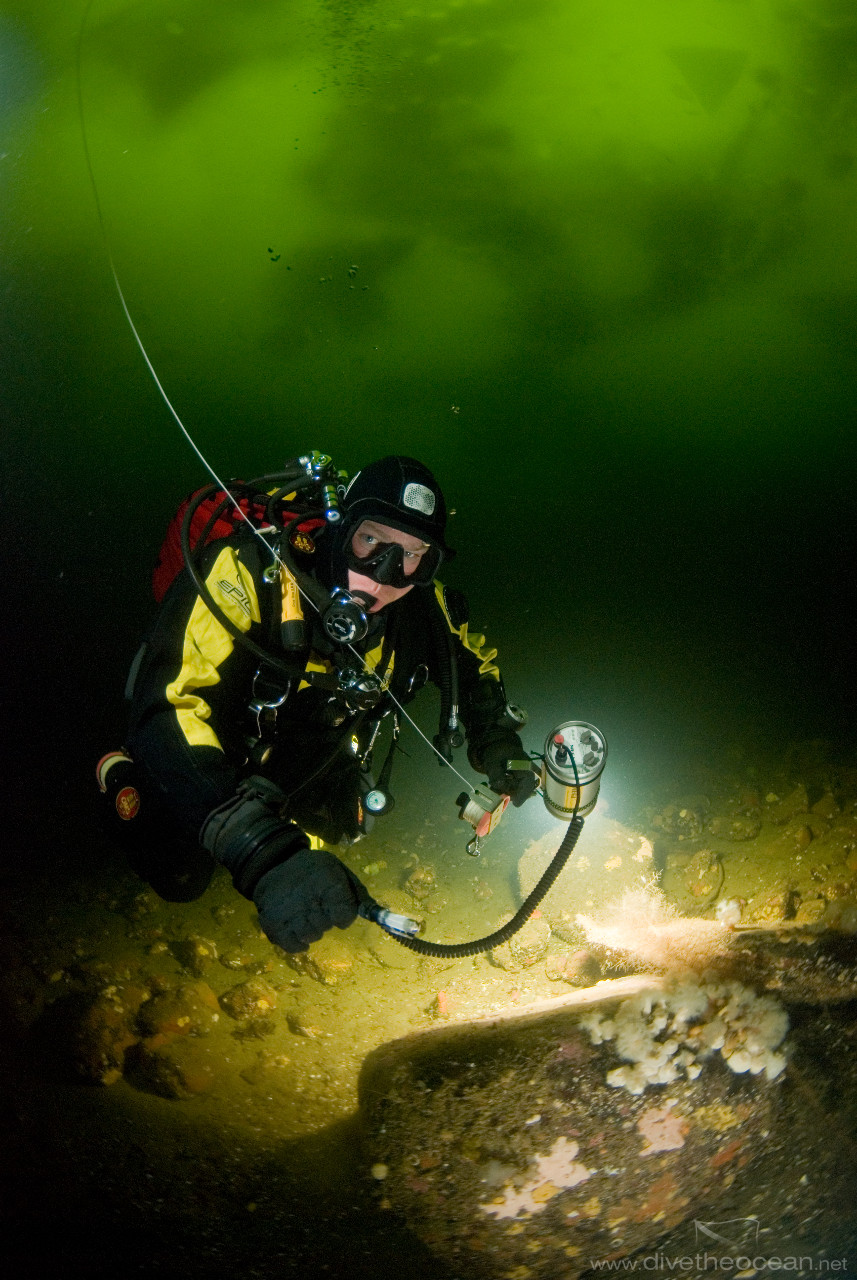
<box><xmin>77</xmin><ymin>0</ymin><xmax>475</xmax><ymax>795</ymax></box>
<box><xmin>361</xmin><ymin>660</ymin><xmax>475</xmax><ymax>789</ymax></box>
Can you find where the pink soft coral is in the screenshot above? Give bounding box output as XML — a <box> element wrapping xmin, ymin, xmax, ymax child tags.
<box><xmin>637</xmin><ymin>1106</ymin><xmax>688</xmax><ymax>1155</ymax></box>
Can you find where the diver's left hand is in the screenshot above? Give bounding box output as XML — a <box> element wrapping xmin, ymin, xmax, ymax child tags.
<box><xmin>480</xmin><ymin>737</ymin><xmax>538</xmax><ymax>807</ymax></box>
<box><xmin>492</xmin><ymin>764</ymin><xmax>538</xmax><ymax>807</ymax></box>
<box><xmin>253</xmin><ymin>848</ymin><xmax>362</xmax><ymax>952</ymax></box>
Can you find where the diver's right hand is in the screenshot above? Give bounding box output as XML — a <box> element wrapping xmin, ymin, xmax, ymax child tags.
<box><xmin>253</xmin><ymin>848</ymin><xmax>361</xmax><ymax>953</ymax></box>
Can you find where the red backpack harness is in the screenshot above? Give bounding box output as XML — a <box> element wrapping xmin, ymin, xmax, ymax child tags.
<box><xmin>152</xmin><ymin>487</ymin><xmax>325</xmax><ymax>603</ymax></box>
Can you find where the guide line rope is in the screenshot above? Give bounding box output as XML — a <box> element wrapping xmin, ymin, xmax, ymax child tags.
<box><xmin>75</xmin><ymin>0</ymin><xmax>476</xmax><ymax>794</ymax></box>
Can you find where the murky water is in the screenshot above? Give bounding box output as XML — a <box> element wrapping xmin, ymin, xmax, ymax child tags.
<box><xmin>2</xmin><ymin>1</ymin><xmax>855</xmax><ymax>1275</ymax></box>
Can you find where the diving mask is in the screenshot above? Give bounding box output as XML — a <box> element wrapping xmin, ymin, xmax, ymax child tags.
<box><xmin>345</xmin><ymin>535</ymin><xmax>442</xmax><ymax>588</ymax></box>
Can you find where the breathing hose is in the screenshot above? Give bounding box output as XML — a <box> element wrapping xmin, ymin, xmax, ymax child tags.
<box><xmin>357</xmin><ymin>814</ymin><xmax>585</xmax><ymax>958</ymax></box>
<box><xmin>178</xmin><ymin>470</ymin><xmax>326</xmax><ymax>681</ymax></box>
<box><xmin>179</xmin><ymin>473</ymin><xmax>357</xmax><ymax>675</ymax></box>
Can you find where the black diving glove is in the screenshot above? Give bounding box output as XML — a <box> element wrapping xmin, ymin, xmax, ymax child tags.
<box><xmin>476</xmin><ymin>734</ymin><xmax>538</xmax><ymax>808</ymax></box>
<box><xmin>200</xmin><ymin>776</ymin><xmax>364</xmax><ymax>952</ymax></box>
<box><xmin>253</xmin><ymin>848</ymin><xmax>362</xmax><ymax>953</ymax></box>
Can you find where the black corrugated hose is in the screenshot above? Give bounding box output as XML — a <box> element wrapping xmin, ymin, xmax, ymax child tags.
<box><xmin>362</xmin><ymin>814</ymin><xmax>585</xmax><ymax>958</ymax></box>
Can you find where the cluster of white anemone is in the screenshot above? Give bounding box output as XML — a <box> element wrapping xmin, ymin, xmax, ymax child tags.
<box><xmin>578</xmin><ymin>977</ymin><xmax>789</xmax><ymax>1095</ymax></box>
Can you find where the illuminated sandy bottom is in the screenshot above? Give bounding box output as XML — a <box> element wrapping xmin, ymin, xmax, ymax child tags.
<box><xmin>4</xmin><ymin>748</ymin><xmax>857</xmax><ymax>1277</ymax></box>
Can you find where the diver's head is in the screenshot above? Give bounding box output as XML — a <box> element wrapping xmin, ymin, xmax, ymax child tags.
<box><xmin>332</xmin><ymin>456</ymin><xmax>454</xmax><ymax>609</ymax></box>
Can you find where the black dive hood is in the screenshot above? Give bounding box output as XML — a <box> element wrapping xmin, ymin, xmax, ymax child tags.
<box><xmin>328</xmin><ymin>455</ymin><xmax>455</xmax><ymax>591</ymax></box>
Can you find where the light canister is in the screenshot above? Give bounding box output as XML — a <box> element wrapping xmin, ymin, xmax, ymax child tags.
<box><xmin>542</xmin><ymin>721</ymin><xmax>607</xmax><ymax>820</ymax></box>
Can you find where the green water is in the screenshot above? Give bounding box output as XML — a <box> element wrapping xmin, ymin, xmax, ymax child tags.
<box><xmin>2</xmin><ymin>0</ymin><xmax>855</xmax><ymax>1275</ymax></box>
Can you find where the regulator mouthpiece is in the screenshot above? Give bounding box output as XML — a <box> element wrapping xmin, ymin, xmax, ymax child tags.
<box><xmin>321</xmin><ymin>587</ymin><xmax>369</xmax><ymax>644</ymax></box>
<box><xmin>542</xmin><ymin>721</ymin><xmax>607</xmax><ymax>820</ymax></box>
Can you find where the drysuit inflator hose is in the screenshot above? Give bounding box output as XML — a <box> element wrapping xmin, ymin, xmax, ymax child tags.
<box><xmin>358</xmin><ymin>721</ymin><xmax>607</xmax><ymax>959</ymax></box>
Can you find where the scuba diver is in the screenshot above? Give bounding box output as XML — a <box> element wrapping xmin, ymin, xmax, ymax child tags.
<box><xmin>98</xmin><ymin>454</ymin><xmax>537</xmax><ymax>954</ymax></box>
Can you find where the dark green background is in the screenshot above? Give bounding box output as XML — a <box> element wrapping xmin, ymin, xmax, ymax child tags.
<box><xmin>2</xmin><ymin>6</ymin><xmax>856</xmax><ymax>1276</ymax></box>
<box><xmin>2</xmin><ymin>0</ymin><xmax>855</xmax><ymax>864</ymax></box>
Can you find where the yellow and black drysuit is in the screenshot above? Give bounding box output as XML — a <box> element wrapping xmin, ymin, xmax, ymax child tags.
<box><xmin>120</xmin><ymin>525</ymin><xmax>526</xmax><ymax>921</ymax></box>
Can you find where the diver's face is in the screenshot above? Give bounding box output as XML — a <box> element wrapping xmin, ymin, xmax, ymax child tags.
<box><xmin>348</xmin><ymin>519</ymin><xmax>430</xmax><ymax>612</ymax></box>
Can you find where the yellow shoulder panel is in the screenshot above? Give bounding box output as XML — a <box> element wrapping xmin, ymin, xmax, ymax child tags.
<box><xmin>166</xmin><ymin>546</ymin><xmax>261</xmax><ymax>749</ymax></box>
<box><xmin>433</xmin><ymin>580</ymin><xmax>500</xmax><ymax>680</ymax></box>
